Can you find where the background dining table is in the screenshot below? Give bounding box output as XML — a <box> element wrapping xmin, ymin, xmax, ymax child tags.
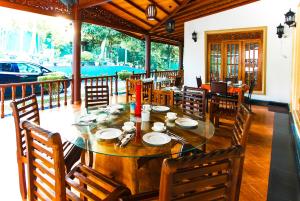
<box><xmin>41</xmin><ymin>103</ymin><xmax>215</xmax><ymax>194</ymax></box>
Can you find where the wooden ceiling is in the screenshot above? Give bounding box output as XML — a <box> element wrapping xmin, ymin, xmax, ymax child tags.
<box><xmin>78</xmin><ymin>0</ymin><xmax>257</xmax><ymax>44</ymax></box>
<box><xmin>0</xmin><ymin>0</ymin><xmax>257</xmax><ymax>45</ymax></box>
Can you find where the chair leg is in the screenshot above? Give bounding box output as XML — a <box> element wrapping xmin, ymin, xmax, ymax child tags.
<box><xmin>17</xmin><ymin>157</ymin><xmax>27</xmax><ymax>201</ymax></box>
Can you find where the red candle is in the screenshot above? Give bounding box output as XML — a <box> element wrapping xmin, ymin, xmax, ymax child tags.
<box><xmin>135</xmin><ymin>82</ymin><xmax>142</xmax><ymax>117</ymax></box>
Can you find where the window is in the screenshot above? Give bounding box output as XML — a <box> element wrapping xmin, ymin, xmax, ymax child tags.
<box><xmin>18</xmin><ymin>63</ymin><xmax>41</xmax><ymax>74</ymax></box>
<box><xmin>206</xmin><ymin>28</ymin><xmax>266</xmax><ymax>93</ymax></box>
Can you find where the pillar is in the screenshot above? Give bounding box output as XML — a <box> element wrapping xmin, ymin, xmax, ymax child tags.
<box><xmin>179</xmin><ymin>42</ymin><xmax>183</xmax><ymax>70</ymax></box>
<box><xmin>72</xmin><ymin>5</ymin><xmax>82</xmax><ymax>105</ymax></box>
<box><xmin>145</xmin><ymin>35</ymin><xmax>151</xmax><ymax>78</ymax></box>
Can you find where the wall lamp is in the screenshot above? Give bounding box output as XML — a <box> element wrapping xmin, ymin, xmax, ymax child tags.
<box><xmin>192</xmin><ymin>31</ymin><xmax>197</xmax><ymax>42</ymax></box>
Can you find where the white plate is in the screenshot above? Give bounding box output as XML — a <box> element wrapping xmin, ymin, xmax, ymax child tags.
<box><xmin>95</xmin><ymin>128</ymin><xmax>122</xmax><ymax>141</ymax></box>
<box><xmin>79</xmin><ymin>114</ymin><xmax>97</xmax><ymax>123</ymax></box>
<box><xmin>175</xmin><ymin>118</ymin><xmax>198</xmax><ymax>128</ymax></box>
<box><xmin>151</xmin><ymin>126</ymin><xmax>166</xmax><ymax>132</ymax></box>
<box><xmin>143</xmin><ymin>132</ymin><xmax>171</xmax><ymax>146</ymax></box>
<box><xmin>152</xmin><ymin>106</ymin><xmax>170</xmax><ymax>112</ymax></box>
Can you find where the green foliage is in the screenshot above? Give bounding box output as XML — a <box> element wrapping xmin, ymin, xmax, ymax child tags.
<box><xmin>81</xmin><ymin>51</ymin><xmax>94</xmax><ymax>62</ymax></box>
<box><xmin>118</xmin><ymin>70</ymin><xmax>132</xmax><ymax>81</ymax></box>
<box><xmin>37</xmin><ymin>72</ymin><xmax>66</xmax><ymax>94</ymax></box>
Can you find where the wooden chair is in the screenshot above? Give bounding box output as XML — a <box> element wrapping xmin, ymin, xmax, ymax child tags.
<box><xmin>120</xmin><ymin>145</ymin><xmax>244</xmax><ymax>201</ymax></box>
<box><xmin>85</xmin><ymin>85</ymin><xmax>109</xmax><ymax>109</ymax></box>
<box><xmin>225</xmin><ymin>76</ymin><xmax>238</xmax><ymax>84</ymax></box>
<box><xmin>210</xmin><ymin>82</ymin><xmax>238</xmax><ymax>127</ymax></box>
<box><xmin>126</xmin><ymin>79</ymin><xmax>142</xmax><ymax>103</ymax></box>
<box><xmin>174</xmin><ymin>77</ymin><xmax>182</xmax><ymax>88</ymax></box>
<box><xmin>21</xmin><ymin>120</ymin><xmax>131</xmax><ymax>201</ymax></box>
<box><xmin>141</xmin><ymin>80</ymin><xmax>153</xmax><ymax>104</ymax></box>
<box><xmin>182</xmin><ymin>86</ymin><xmax>206</xmax><ymax>121</ymax></box>
<box><xmin>196</xmin><ymin>76</ymin><xmax>202</xmax><ymax>88</ymax></box>
<box><xmin>10</xmin><ymin>95</ymin><xmax>82</xmax><ymax>201</ymax></box>
<box><xmin>130</xmin><ymin>74</ymin><xmax>141</xmax><ymax>80</ymax></box>
<box><xmin>246</xmin><ymin>79</ymin><xmax>256</xmax><ymax>111</ymax></box>
<box><xmin>152</xmin><ymin>90</ymin><xmax>174</xmax><ymax>106</ymax></box>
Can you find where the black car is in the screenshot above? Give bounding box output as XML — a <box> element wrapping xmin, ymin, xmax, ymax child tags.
<box><xmin>0</xmin><ymin>61</ymin><xmax>70</xmax><ymax>99</ymax></box>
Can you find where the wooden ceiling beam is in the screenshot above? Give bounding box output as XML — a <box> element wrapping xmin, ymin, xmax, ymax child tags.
<box><xmin>124</xmin><ymin>0</ymin><xmax>160</xmax><ymax>22</ymax></box>
<box><xmin>173</xmin><ymin>0</ymin><xmax>180</xmax><ymax>6</ymax></box>
<box><xmin>108</xmin><ymin>1</ymin><xmax>153</xmax><ymax>28</ymax></box>
<box><xmin>79</xmin><ymin>0</ymin><xmax>112</xmax><ymax>9</ymax></box>
<box><xmin>148</xmin><ymin>0</ymin><xmax>170</xmax><ymax>15</ymax></box>
<box><xmin>149</xmin><ymin>0</ymin><xmax>190</xmax><ymax>33</ymax></box>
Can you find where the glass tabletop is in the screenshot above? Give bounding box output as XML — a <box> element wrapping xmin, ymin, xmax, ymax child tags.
<box><xmin>51</xmin><ymin>104</ymin><xmax>215</xmax><ymax>158</ymax></box>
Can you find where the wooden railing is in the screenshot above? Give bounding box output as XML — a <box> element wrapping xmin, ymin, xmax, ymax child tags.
<box><xmin>0</xmin><ymin>70</ymin><xmax>179</xmax><ymax>118</ymax></box>
<box><xmin>0</xmin><ymin>79</ymin><xmax>71</xmax><ymax>118</ymax></box>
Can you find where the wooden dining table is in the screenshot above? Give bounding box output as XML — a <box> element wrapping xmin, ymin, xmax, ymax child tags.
<box><xmin>41</xmin><ymin>104</ymin><xmax>215</xmax><ymax>194</ymax></box>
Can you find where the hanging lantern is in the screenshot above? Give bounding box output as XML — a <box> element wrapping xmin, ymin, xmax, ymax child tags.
<box><xmin>276</xmin><ymin>23</ymin><xmax>284</xmax><ymax>38</ymax></box>
<box><xmin>60</xmin><ymin>0</ymin><xmax>77</xmax><ymax>7</ymax></box>
<box><xmin>146</xmin><ymin>4</ymin><xmax>157</xmax><ymax>21</ymax></box>
<box><xmin>285</xmin><ymin>9</ymin><xmax>296</xmax><ymax>27</ymax></box>
<box><xmin>192</xmin><ymin>31</ymin><xmax>197</xmax><ymax>42</ymax></box>
<box><xmin>166</xmin><ymin>19</ymin><xmax>175</xmax><ymax>33</ymax></box>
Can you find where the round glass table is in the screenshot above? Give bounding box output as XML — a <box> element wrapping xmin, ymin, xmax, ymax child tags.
<box><xmin>43</xmin><ymin>104</ymin><xmax>215</xmax><ymax>193</ymax></box>
<box><xmin>55</xmin><ymin>104</ymin><xmax>215</xmax><ymax>158</ymax></box>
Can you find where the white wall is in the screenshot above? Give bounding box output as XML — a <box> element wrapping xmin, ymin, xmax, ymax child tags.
<box><xmin>184</xmin><ymin>0</ymin><xmax>299</xmax><ymax>103</ymax></box>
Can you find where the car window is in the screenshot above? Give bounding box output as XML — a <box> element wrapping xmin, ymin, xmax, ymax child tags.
<box><xmin>18</xmin><ymin>63</ymin><xmax>41</xmax><ymax>74</ymax></box>
<box><xmin>0</xmin><ymin>63</ymin><xmax>12</xmax><ymax>72</ymax></box>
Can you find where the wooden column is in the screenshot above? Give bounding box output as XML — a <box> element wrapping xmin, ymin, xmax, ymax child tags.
<box><xmin>145</xmin><ymin>35</ymin><xmax>151</xmax><ymax>78</ymax></box>
<box><xmin>72</xmin><ymin>5</ymin><xmax>82</xmax><ymax>105</ymax></box>
<box><xmin>179</xmin><ymin>42</ymin><xmax>184</xmax><ymax>70</ymax></box>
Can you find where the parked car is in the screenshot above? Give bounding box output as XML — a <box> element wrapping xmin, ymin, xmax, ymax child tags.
<box><xmin>0</xmin><ymin>61</ymin><xmax>70</xmax><ymax>99</ymax></box>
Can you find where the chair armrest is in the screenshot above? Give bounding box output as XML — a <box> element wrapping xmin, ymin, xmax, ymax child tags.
<box><xmin>119</xmin><ymin>190</ymin><xmax>159</xmax><ymax>201</ymax></box>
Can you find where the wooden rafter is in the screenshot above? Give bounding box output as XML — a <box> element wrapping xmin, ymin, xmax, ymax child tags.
<box><xmin>79</xmin><ymin>0</ymin><xmax>112</xmax><ymax>9</ymax></box>
<box><xmin>108</xmin><ymin>1</ymin><xmax>153</xmax><ymax>27</ymax></box>
<box><xmin>149</xmin><ymin>0</ymin><xmax>190</xmax><ymax>33</ymax></box>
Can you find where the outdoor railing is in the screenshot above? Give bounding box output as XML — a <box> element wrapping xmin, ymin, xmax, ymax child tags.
<box><xmin>0</xmin><ymin>70</ymin><xmax>179</xmax><ymax>118</ymax></box>
<box><xmin>0</xmin><ymin>79</ymin><xmax>71</xmax><ymax>118</ymax></box>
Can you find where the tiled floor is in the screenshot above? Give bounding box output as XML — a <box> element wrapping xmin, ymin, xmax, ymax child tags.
<box><xmin>0</xmin><ymin>97</ymin><xmax>274</xmax><ymax>200</ymax></box>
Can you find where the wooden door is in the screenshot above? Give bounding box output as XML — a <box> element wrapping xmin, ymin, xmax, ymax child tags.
<box><xmin>208</xmin><ymin>42</ymin><xmax>222</xmax><ymax>82</ymax></box>
<box><xmin>224</xmin><ymin>42</ymin><xmax>242</xmax><ymax>80</ymax></box>
<box><xmin>243</xmin><ymin>40</ymin><xmax>262</xmax><ymax>90</ymax></box>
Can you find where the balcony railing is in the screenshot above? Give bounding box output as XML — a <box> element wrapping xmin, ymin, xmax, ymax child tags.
<box><xmin>0</xmin><ymin>70</ymin><xmax>179</xmax><ymax>118</ymax></box>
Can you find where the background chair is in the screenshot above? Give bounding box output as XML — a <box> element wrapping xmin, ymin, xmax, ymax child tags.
<box><xmin>210</xmin><ymin>81</ymin><xmax>238</xmax><ymax>127</ymax></box>
<box><xmin>126</xmin><ymin>79</ymin><xmax>141</xmax><ymax>102</ymax></box>
<box><xmin>10</xmin><ymin>95</ymin><xmax>82</xmax><ymax>201</ymax></box>
<box><xmin>196</xmin><ymin>76</ymin><xmax>202</xmax><ymax>88</ymax></box>
<box><xmin>225</xmin><ymin>76</ymin><xmax>238</xmax><ymax>83</ymax></box>
<box><xmin>130</xmin><ymin>74</ymin><xmax>141</xmax><ymax>80</ymax></box>
<box><xmin>182</xmin><ymin>86</ymin><xmax>206</xmax><ymax>120</ymax></box>
<box><xmin>120</xmin><ymin>146</ymin><xmax>244</xmax><ymax>201</ymax></box>
<box><xmin>174</xmin><ymin>77</ymin><xmax>182</xmax><ymax>88</ymax></box>
<box><xmin>152</xmin><ymin>90</ymin><xmax>174</xmax><ymax>106</ymax></box>
<box><xmin>85</xmin><ymin>85</ymin><xmax>109</xmax><ymax>109</ymax></box>
<box><xmin>21</xmin><ymin>121</ymin><xmax>131</xmax><ymax>201</ymax></box>
<box><xmin>142</xmin><ymin>80</ymin><xmax>153</xmax><ymax>104</ymax></box>
<box><xmin>246</xmin><ymin>79</ymin><xmax>256</xmax><ymax>111</ymax></box>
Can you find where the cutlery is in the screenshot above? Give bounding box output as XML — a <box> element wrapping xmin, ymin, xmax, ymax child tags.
<box><xmin>119</xmin><ymin>134</ymin><xmax>134</xmax><ymax>147</ymax></box>
<box><xmin>166</xmin><ymin>130</ymin><xmax>187</xmax><ymax>144</ymax></box>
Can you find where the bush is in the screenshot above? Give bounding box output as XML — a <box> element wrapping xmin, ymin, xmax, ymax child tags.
<box><xmin>81</xmin><ymin>51</ymin><xmax>94</xmax><ymax>62</ymax></box>
<box><xmin>37</xmin><ymin>72</ymin><xmax>66</xmax><ymax>94</ymax></box>
<box><xmin>118</xmin><ymin>70</ymin><xmax>132</xmax><ymax>81</ymax></box>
